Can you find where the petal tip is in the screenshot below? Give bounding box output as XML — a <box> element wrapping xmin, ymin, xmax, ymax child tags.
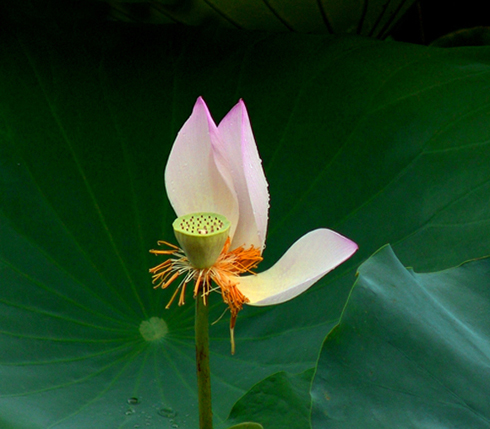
<box><xmin>347</xmin><ymin>238</ymin><xmax>359</xmax><ymax>252</ymax></box>
<box><xmin>227</xmin><ymin>99</ymin><xmax>249</xmax><ymax>121</ymax></box>
<box><xmin>194</xmin><ymin>96</ymin><xmax>209</xmax><ymax>112</ymax></box>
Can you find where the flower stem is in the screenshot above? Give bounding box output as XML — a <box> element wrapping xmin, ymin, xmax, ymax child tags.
<box><xmin>195</xmin><ymin>294</ymin><xmax>213</xmax><ymax>429</ymax></box>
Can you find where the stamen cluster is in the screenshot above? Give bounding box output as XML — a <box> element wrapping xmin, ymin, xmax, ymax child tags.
<box><xmin>149</xmin><ymin>237</ymin><xmax>262</xmax><ymax>353</ymax></box>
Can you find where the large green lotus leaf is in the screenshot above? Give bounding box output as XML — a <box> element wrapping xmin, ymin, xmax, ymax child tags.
<box><xmin>3</xmin><ymin>17</ymin><xmax>490</xmax><ymax>428</ymax></box>
<box><xmin>233</xmin><ymin>247</ymin><xmax>490</xmax><ymax>428</ymax></box>
<box><xmin>311</xmin><ymin>246</ymin><xmax>490</xmax><ymax>428</ymax></box>
<box><xmin>105</xmin><ymin>0</ymin><xmax>414</xmax><ymax>37</ymax></box>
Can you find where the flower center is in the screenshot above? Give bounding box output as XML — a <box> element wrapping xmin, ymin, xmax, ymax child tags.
<box><xmin>149</xmin><ymin>234</ymin><xmax>263</xmax><ymax>354</ymax></box>
<box><xmin>172</xmin><ymin>212</ymin><xmax>230</xmax><ymax>269</ymax></box>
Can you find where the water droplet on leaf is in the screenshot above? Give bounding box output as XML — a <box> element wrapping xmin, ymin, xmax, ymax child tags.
<box><xmin>158</xmin><ymin>406</ymin><xmax>177</xmax><ymax>419</ymax></box>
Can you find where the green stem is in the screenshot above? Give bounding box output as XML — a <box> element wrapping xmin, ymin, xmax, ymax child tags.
<box><xmin>195</xmin><ymin>294</ymin><xmax>213</xmax><ymax>429</ymax></box>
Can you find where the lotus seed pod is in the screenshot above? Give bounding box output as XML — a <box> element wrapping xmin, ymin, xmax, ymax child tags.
<box><xmin>172</xmin><ymin>212</ymin><xmax>230</xmax><ymax>269</ymax></box>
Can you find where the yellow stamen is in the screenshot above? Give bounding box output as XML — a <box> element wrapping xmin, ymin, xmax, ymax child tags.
<box><xmin>194</xmin><ymin>271</ymin><xmax>203</xmax><ymax>297</ymax></box>
<box><xmin>149</xmin><ymin>249</ymin><xmax>177</xmax><ymax>255</ymax></box>
<box><xmin>149</xmin><ymin>260</ymin><xmax>171</xmax><ymax>275</ymax></box>
<box><xmin>161</xmin><ymin>271</ymin><xmax>180</xmax><ymax>289</ymax></box>
<box><xmin>165</xmin><ymin>286</ymin><xmax>181</xmax><ymax>309</ymax></box>
<box><xmin>230</xmin><ymin>326</ymin><xmax>236</xmax><ymax>355</ymax></box>
<box><xmin>178</xmin><ymin>281</ymin><xmax>188</xmax><ymax>306</ymax></box>
<box><xmin>157</xmin><ymin>240</ymin><xmax>180</xmax><ymax>249</ymax></box>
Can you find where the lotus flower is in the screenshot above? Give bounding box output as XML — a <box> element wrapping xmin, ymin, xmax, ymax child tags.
<box><xmin>150</xmin><ymin>97</ymin><xmax>358</xmax><ymax>353</ymax></box>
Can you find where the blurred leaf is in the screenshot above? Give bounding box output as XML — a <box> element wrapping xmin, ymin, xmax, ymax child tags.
<box><xmin>430</xmin><ymin>26</ymin><xmax>490</xmax><ymax>47</ymax></box>
<box><xmin>227</xmin><ymin>423</ymin><xmax>264</xmax><ymax>429</ymax></box>
<box><xmin>226</xmin><ymin>369</ymin><xmax>313</xmax><ymax>429</ymax></box>
<box><xmin>311</xmin><ymin>246</ymin><xmax>490</xmax><ymax>427</ymax></box>
<box><xmin>106</xmin><ymin>0</ymin><xmax>414</xmax><ymax>37</ymax></box>
<box><xmin>2</xmin><ymin>18</ymin><xmax>490</xmax><ymax>428</ymax></box>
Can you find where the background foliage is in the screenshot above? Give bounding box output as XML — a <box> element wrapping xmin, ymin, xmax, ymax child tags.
<box><xmin>1</xmin><ymin>2</ymin><xmax>490</xmax><ymax>428</ymax></box>
<box><xmin>104</xmin><ymin>0</ymin><xmax>415</xmax><ymax>37</ymax></box>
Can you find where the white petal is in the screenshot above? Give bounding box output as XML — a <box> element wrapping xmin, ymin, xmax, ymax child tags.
<box><xmin>165</xmin><ymin>97</ymin><xmax>239</xmax><ymax>237</ymax></box>
<box><xmin>217</xmin><ymin>100</ymin><xmax>269</xmax><ymax>251</ymax></box>
<box><xmin>237</xmin><ymin>229</ymin><xmax>358</xmax><ymax>306</ymax></box>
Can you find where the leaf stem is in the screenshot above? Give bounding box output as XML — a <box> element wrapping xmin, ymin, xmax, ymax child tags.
<box><xmin>195</xmin><ymin>294</ymin><xmax>213</xmax><ymax>429</ymax></box>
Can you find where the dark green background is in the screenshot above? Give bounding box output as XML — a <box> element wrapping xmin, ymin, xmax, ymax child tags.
<box><xmin>1</xmin><ymin>8</ymin><xmax>490</xmax><ymax>428</ymax></box>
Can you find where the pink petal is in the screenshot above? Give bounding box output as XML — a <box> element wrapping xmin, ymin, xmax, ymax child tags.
<box><xmin>237</xmin><ymin>229</ymin><xmax>358</xmax><ymax>305</ymax></box>
<box><xmin>217</xmin><ymin>100</ymin><xmax>269</xmax><ymax>251</ymax></box>
<box><xmin>165</xmin><ymin>98</ymin><xmax>238</xmax><ymax>237</ymax></box>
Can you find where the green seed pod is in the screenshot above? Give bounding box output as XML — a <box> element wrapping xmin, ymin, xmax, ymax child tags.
<box><xmin>172</xmin><ymin>212</ymin><xmax>230</xmax><ymax>269</ymax></box>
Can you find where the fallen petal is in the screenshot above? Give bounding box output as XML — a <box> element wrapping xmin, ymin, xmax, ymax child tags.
<box><xmin>237</xmin><ymin>229</ymin><xmax>358</xmax><ymax>306</ymax></box>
